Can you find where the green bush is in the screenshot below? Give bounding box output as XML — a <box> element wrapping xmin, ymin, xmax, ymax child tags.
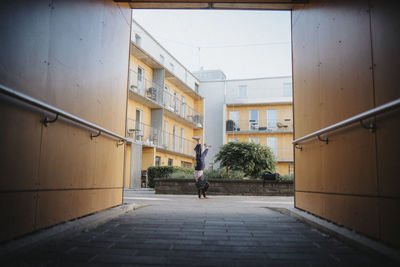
<box><xmin>169</xmin><ymin>171</ymin><xmax>193</xmax><ymax>179</ymax></box>
<box><xmin>278</xmin><ymin>173</ymin><xmax>294</xmax><ymax>182</ymax></box>
<box><xmin>204</xmin><ymin>168</ymin><xmax>245</xmax><ymax>179</ymax></box>
<box><xmin>215</xmin><ymin>142</ymin><xmax>276</xmax><ymax>178</ymax></box>
<box><xmin>147</xmin><ymin>166</ymin><xmax>193</xmax><ymax>188</ymax></box>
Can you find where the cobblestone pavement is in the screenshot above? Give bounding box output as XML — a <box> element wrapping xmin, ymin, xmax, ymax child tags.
<box><xmin>2</xmin><ymin>191</ymin><xmax>396</xmax><ymax>266</ymax></box>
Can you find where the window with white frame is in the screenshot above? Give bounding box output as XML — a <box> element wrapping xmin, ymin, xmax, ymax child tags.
<box><xmin>267</xmin><ymin>137</ymin><xmax>277</xmax><ymax>156</ymax></box>
<box><xmin>180</xmin><ymin>128</ymin><xmax>184</xmax><ymax>153</ymax></box>
<box><xmin>173</xmin><ymin>125</ymin><xmax>178</xmax><ymax>151</ymax></box>
<box><xmin>229</xmin><ymin>137</ymin><xmax>239</xmax><ymax>142</ymax></box>
<box><xmin>239</xmin><ymin>85</ymin><xmax>247</xmax><ymax>98</ymax></box>
<box><xmin>137</xmin><ymin>66</ymin><xmax>144</xmax><ymax>93</ymax></box>
<box><xmin>229</xmin><ymin>111</ymin><xmax>239</xmax><ymax>130</ymax></box>
<box><xmin>267</xmin><ymin>109</ymin><xmax>277</xmax><ymax>130</ymax></box>
<box><xmin>169</xmin><ymin>63</ymin><xmax>174</xmax><ymax>72</ymax></box>
<box><xmin>173</xmin><ymin>91</ymin><xmax>179</xmax><ymax>113</ymax></box>
<box><xmin>249</xmin><ymin>137</ymin><xmax>259</xmax><ymax>144</ymax></box>
<box><xmin>163</xmin><ymin>120</ymin><xmax>169</xmax><ymax>148</ymax></box>
<box><xmin>249</xmin><ymin>110</ymin><xmax>259</xmax><ymax>131</ymax></box>
<box><xmin>163</xmin><ymin>85</ymin><xmax>170</xmax><ymax>107</ymax></box>
<box><xmin>159</xmin><ymin>54</ymin><xmax>165</xmax><ymax>65</ymax></box>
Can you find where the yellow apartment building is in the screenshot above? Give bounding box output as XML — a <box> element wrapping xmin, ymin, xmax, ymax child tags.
<box><xmin>195</xmin><ymin>73</ymin><xmax>293</xmax><ymax>176</ymax></box>
<box><xmin>226</xmin><ymin>103</ymin><xmax>293</xmax><ymax>175</ymax></box>
<box><xmin>124</xmin><ymin>20</ymin><xmax>204</xmax><ymax>188</ymax></box>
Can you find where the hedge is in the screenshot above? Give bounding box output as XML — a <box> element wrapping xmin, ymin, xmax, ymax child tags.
<box><xmin>147</xmin><ymin>166</ymin><xmax>193</xmax><ymax>188</ymax></box>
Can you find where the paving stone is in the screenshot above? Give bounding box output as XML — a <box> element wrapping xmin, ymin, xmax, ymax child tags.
<box><xmin>3</xmin><ymin>193</ymin><xmax>397</xmax><ymax>266</ymax></box>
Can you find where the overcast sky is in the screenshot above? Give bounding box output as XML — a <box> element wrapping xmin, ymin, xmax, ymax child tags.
<box><xmin>132</xmin><ymin>9</ymin><xmax>292</xmax><ymax>80</ymax></box>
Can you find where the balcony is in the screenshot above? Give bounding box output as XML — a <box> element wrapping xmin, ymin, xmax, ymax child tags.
<box><xmin>128</xmin><ymin>69</ymin><xmax>203</xmax><ymax>128</ymax></box>
<box><xmin>127</xmin><ymin>119</ymin><xmax>196</xmax><ymax>158</ymax></box>
<box><xmin>128</xmin><ymin>69</ymin><xmax>163</xmax><ymax>109</ymax></box>
<box><xmin>162</xmin><ymin>90</ymin><xmax>203</xmax><ymax>128</ymax></box>
<box><xmin>226</xmin><ymin>119</ymin><xmax>293</xmax><ymax>133</ymax></box>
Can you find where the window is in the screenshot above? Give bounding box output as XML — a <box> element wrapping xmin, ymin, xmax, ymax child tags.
<box><xmin>229</xmin><ymin>138</ymin><xmax>239</xmax><ymax>142</ymax></box>
<box><xmin>135</xmin><ymin>109</ymin><xmax>143</xmax><ymax>140</ymax></box>
<box><xmin>159</xmin><ymin>54</ymin><xmax>165</xmax><ymax>65</ymax></box>
<box><xmin>134</xmin><ymin>33</ymin><xmax>141</xmax><ymax>46</ymax></box>
<box><xmin>249</xmin><ymin>110</ymin><xmax>259</xmax><ymax>131</ymax></box>
<box><xmin>195</xmin><ymin>83</ymin><xmax>199</xmax><ymax>93</ymax></box>
<box><xmin>229</xmin><ymin>111</ymin><xmax>239</xmax><ymax>130</ymax></box>
<box><xmin>169</xmin><ymin>63</ymin><xmax>174</xmax><ymax>72</ymax></box>
<box><xmin>181</xmin><ymin>95</ymin><xmax>186</xmax><ymax>118</ymax></box>
<box><xmin>267</xmin><ymin>109</ymin><xmax>277</xmax><ymax>130</ymax></box>
<box><xmin>155</xmin><ymin>156</ymin><xmax>161</xmax><ymax>166</ymax></box>
<box><xmin>173</xmin><ymin>125</ymin><xmax>178</xmax><ymax>151</ymax></box>
<box><xmin>168</xmin><ymin>158</ymin><xmax>173</xmax><ymax>166</ymax></box>
<box><xmin>239</xmin><ymin>85</ymin><xmax>247</xmax><ymax>98</ymax></box>
<box><xmin>249</xmin><ymin>137</ymin><xmax>259</xmax><ymax>144</ymax></box>
<box><xmin>173</xmin><ymin>91</ymin><xmax>179</xmax><ymax>113</ymax></box>
<box><xmin>163</xmin><ymin>120</ymin><xmax>169</xmax><ymax>148</ymax></box>
<box><xmin>283</xmin><ymin>82</ymin><xmax>292</xmax><ymax>97</ymax></box>
<box><xmin>181</xmin><ymin>161</ymin><xmax>192</xmax><ymax>168</ymax></box>
<box><xmin>180</xmin><ymin>128</ymin><xmax>184</xmax><ymax>153</ymax></box>
<box><xmin>267</xmin><ymin>137</ymin><xmax>277</xmax><ymax>156</ymax></box>
<box><xmin>137</xmin><ymin>66</ymin><xmax>144</xmax><ymax>93</ymax></box>
<box><xmin>163</xmin><ymin>85</ymin><xmax>170</xmax><ymax>107</ymax></box>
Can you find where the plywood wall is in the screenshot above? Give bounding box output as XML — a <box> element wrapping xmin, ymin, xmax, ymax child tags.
<box><xmin>292</xmin><ymin>0</ymin><xmax>400</xmax><ymax>247</ymax></box>
<box><xmin>0</xmin><ymin>0</ymin><xmax>131</xmax><ymax>241</ymax></box>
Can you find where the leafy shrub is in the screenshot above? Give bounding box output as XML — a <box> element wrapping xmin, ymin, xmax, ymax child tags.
<box><xmin>215</xmin><ymin>142</ymin><xmax>276</xmax><ymax>178</ymax></box>
<box><xmin>204</xmin><ymin>168</ymin><xmax>245</xmax><ymax>179</ymax></box>
<box><xmin>147</xmin><ymin>166</ymin><xmax>193</xmax><ymax>188</ymax></box>
<box><xmin>169</xmin><ymin>171</ymin><xmax>193</xmax><ymax>179</ymax></box>
<box><xmin>278</xmin><ymin>173</ymin><xmax>294</xmax><ymax>182</ymax></box>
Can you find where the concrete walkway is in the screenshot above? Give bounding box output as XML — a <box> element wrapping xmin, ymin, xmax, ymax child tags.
<box><xmin>2</xmin><ymin>191</ymin><xmax>396</xmax><ymax>266</ymax></box>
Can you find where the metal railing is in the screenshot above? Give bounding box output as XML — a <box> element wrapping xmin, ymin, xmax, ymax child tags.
<box><xmin>129</xmin><ymin>69</ymin><xmax>203</xmax><ymax>127</ymax></box>
<box><xmin>127</xmin><ymin>118</ymin><xmax>196</xmax><ymax>157</ymax></box>
<box><xmin>0</xmin><ymin>84</ymin><xmax>126</xmax><ymax>144</ymax></box>
<box><xmin>163</xmin><ymin>90</ymin><xmax>203</xmax><ymax>127</ymax></box>
<box><xmin>292</xmin><ymin>98</ymin><xmax>400</xmax><ymax>146</ymax></box>
<box><xmin>128</xmin><ymin>69</ymin><xmax>163</xmax><ymax>103</ymax></box>
<box><xmin>226</xmin><ymin>119</ymin><xmax>293</xmax><ymax>132</ymax></box>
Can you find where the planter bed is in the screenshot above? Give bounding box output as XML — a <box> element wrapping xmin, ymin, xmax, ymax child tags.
<box><xmin>154</xmin><ymin>178</ymin><xmax>293</xmax><ymax>196</ymax></box>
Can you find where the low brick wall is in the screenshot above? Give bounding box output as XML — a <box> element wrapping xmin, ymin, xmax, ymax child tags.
<box><xmin>154</xmin><ymin>178</ymin><xmax>293</xmax><ymax>196</ymax></box>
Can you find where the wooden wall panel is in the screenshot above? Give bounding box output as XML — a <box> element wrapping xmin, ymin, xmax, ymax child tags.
<box><xmin>294</xmin><ymin>140</ymin><xmax>322</xmax><ymax>192</ymax></box>
<box><xmin>36</xmin><ymin>189</ymin><xmax>122</xmax><ymax>229</ymax></box>
<box><xmin>292</xmin><ymin>3</ymin><xmax>321</xmax><ymax>139</ymax></box>
<box><xmin>296</xmin><ymin>192</ymin><xmax>380</xmax><ymax>240</ymax></box>
<box><xmin>94</xmin><ymin>137</ymin><xmax>125</xmax><ymax>188</ymax></box>
<box><xmin>320</xmin><ymin>127</ymin><xmax>377</xmax><ymax>195</ymax></box>
<box><xmin>38</xmin><ymin>122</ymin><xmax>96</xmax><ymax>189</ymax></box>
<box><xmin>293</xmin><ymin>0</ymin><xmax>399</xmax><ymax>246</ymax></box>
<box><xmin>370</xmin><ymin>1</ymin><xmax>400</xmax><ymax>198</ymax></box>
<box><xmin>0</xmin><ymin>0</ymin><xmax>130</xmax><ymax>241</ymax></box>
<box><xmin>0</xmin><ymin>102</ymin><xmax>42</xmax><ymax>191</ymax></box>
<box><xmin>317</xmin><ymin>0</ymin><xmax>374</xmax><ymax>127</ymax></box>
<box><xmin>379</xmin><ymin>198</ymin><xmax>400</xmax><ymax>247</ymax></box>
<box><xmin>0</xmin><ymin>192</ymin><xmax>37</xmax><ymax>242</ymax></box>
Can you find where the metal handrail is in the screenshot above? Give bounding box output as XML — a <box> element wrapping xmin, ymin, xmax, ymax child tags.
<box><xmin>0</xmin><ymin>84</ymin><xmax>127</xmax><ymax>143</ymax></box>
<box><xmin>293</xmin><ymin>98</ymin><xmax>400</xmax><ymax>145</ymax></box>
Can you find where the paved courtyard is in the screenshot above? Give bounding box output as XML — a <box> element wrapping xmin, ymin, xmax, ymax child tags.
<box><xmin>2</xmin><ymin>190</ymin><xmax>396</xmax><ymax>266</ymax></box>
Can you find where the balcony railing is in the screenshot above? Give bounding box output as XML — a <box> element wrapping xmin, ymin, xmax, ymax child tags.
<box><xmin>129</xmin><ymin>69</ymin><xmax>203</xmax><ymax>127</ymax></box>
<box><xmin>226</xmin><ymin>119</ymin><xmax>293</xmax><ymax>133</ymax></box>
<box><xmin>127</xmin><ymin>118</ymin><xmax>196</xmax><ymax>157</ymax></box>
<box><xmin>162</xmin><ymin>90</ymin><xmax>203</xmax><ymax>127</ymax></box>
<box><xmin>128</xmin><ymin>69</ymin><xmax>163</xmax><ymax>103</ymax></box>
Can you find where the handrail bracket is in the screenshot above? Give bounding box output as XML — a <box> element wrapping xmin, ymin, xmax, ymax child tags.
<box><xmin>43</xmin><ymin>114</ymin><xmax>59</xmax><ymax>127</ymax></box>
<box><xmin>295</xmin><ymin>144</ymin><xmax>303</xmax><ymax>151</ymax></box>
<box><xmin>117</xmin><ymin>139</ymin><xmax>125</xmax><ymax>147</ymax></box>
<box><xmin>360</xmin><ymin>119</ymin><xmax>376</xmax><ymax>132</ymax></box>
<box><xmin>91</xmin><ymin>130</ymin><xmax>101</xmax><ymax>139</ymax></box>
<box><xmin>317</xmin><ymin>135</ymin><xmax>329</xmax><ymax>144</ymax></box>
